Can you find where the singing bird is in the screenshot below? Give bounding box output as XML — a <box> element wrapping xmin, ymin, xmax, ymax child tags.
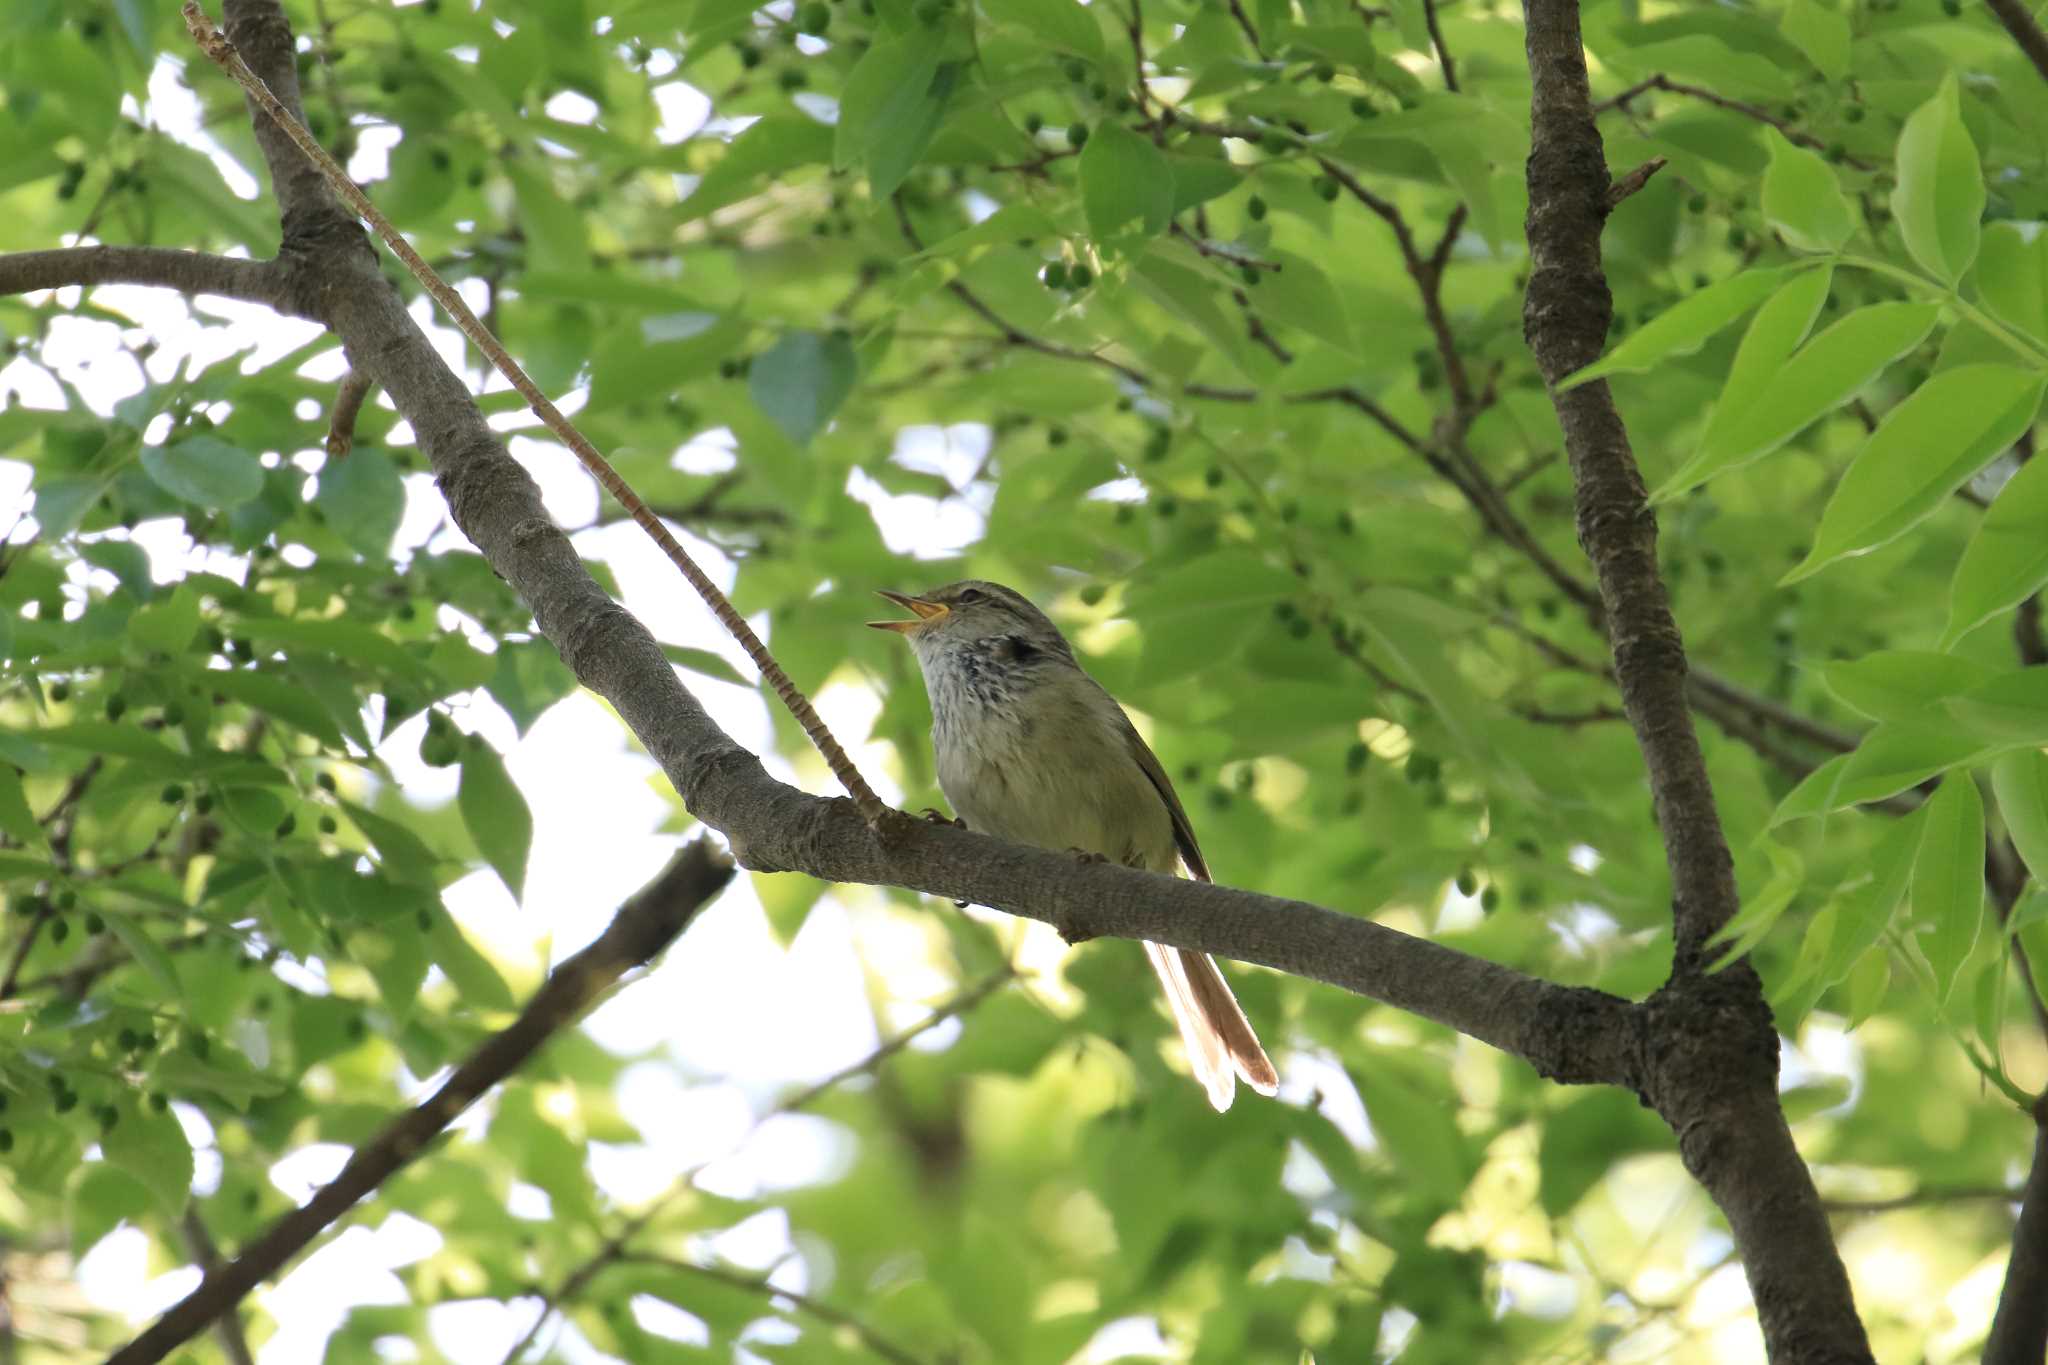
<box><xmin>871</xmin><ymin>580</ymin><xmax>1278</xmax><ymax>1110</ymax></box>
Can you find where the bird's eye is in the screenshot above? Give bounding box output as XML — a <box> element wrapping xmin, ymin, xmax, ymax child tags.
<box><xmin>955</xmin><ymin>588</ymin><xmax>986</xmax><ymax>604</ymax></box>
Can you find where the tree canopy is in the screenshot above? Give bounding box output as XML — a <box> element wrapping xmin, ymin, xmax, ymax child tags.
<box><xmin>4</xmin><ymin>0</ymin><xmax>2048</xmax><ymax>1361</ymax></box>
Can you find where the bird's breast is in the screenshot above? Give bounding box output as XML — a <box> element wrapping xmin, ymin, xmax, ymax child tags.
<box><xmin>923</xmin><ymin>656</ymin><xmax>1174</xmax><ymax>869</ymax></box>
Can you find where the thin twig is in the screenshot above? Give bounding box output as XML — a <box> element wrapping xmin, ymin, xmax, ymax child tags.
<box><xmin>1985</xmin><ymin>0</ymin><xmax>2048</xmax><ymax>86</ymax></box>
<box><xmin>179</xmin><ymin>1</ymin><xmax>889</xmax><ymax>826</ymax></box>
<box><xmin>498</xmin><ymin>969</ymin><xmax>1017</xmax><ymax>1365</ymax></box>
<box><xmin>1593</xmin><ymin>73</ymin><xmax>1873</xmax><ymax>169</ymax></box>
<box><xmin>1605</xmin><ymin>156</ymin><xmax>1668</xmax><ymax>211</ymax></box>
<box><xmin>618</xmin><ymin>1255</ymin><xmax>931</xmax><ymax>1365</ymax></box>
<box><xmin>107</xmin><ymin>839</ymin><xmax>737</xmax><ymax>1365</ymax></box>
<box><xmin>1226</xmin><ymin>0</ymin><xmax>1265</xmax><ymax>58</ymax></box>
<box><xmin>1170</xmin><ymin>222</ymin><xmax>1281</xmax><ymax>272</ymax></box>
<box><xmin>1422</xmin><ymin>0</ymin><xmax>1459</xmax><ymax>90</ymax></box>
<box><xmin>325</xmin><ymin>366</ymin><xmax>374</xmax><ymax>459</ymax></box>
<box><xmin>1819</xmin><ymin>1184</ymin><xmax>2018</xmax><ymax>1214</ymax></box>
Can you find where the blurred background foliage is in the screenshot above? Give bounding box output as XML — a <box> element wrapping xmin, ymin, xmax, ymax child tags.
<box><xmin>3</xmin><ymin>0</ymin><xmax>2048</xmax><ymax>1359</ymax></box>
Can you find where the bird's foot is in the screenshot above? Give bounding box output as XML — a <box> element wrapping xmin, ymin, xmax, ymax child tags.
<box><xmin>1065</xmin><ymin>847</ymin><xmax>1108</xmax><ymax>865</ymax></box>
<box><xmin>922</xmin><ymin>808</ymin><xmax>967</xmax><ymax>829</ymax></box>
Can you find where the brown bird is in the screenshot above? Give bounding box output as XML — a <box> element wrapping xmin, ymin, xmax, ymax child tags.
<box><xmin>872</xmin><ymin>579</ymin><xmax>1279</xmax><ymax>1110</ymax></box>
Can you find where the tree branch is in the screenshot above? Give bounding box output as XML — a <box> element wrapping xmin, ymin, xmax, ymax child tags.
<box><xmin>153</xmin><ymin>11</ymin><xmax>1644</xmax><ymax>1107</ymax></box>
<box><xmin>1521</xmin><ymin>3</ymin><xmax>1874</xmax><ymax>1360</ymax></box>
<box><xmin>178</xmin><ymin>1209</ymin><xmax>256</xmax><ymax>1365</ymax></box>
<box><xmin>107</xmin><ymin>839</ymin><xmax>737</xmax><ymax>1365</ymax></box>
<box><xmin>619</xmin><ymin>1255</ymin><xmax>931</xmax><ymax>1365</ymax></box>
<box><xmin>1986</xmin><ymin>0</ymin><xmax>2048</xmax><ymax>86</ymax></box>
<box><xmin>1592</xmin><ymin>73</ymin><xmax>1872</xmax><ymax>169</ymax></box>
<box><xmin>1985</xmin><ymin>1112</ymin><xmax>2048</xmax><ymax>1365</ymax></box>
<box><xmin>501</xmin><ymin>969</ymin><xmax>1017</xmax><ymax>1365</ymax></box>
<box><xmin>1422</xmin><ymin>0</ymin><xmax>1459</xmax><ymax>91</ymax></box>
<box><xmin>0</xmin><ymin>246</ymin><xmax>288</xmax><ymax>308</ymax></box>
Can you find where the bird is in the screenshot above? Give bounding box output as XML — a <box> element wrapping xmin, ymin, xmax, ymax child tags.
<box><xmin>870</xmin><ymin>579</ymin><xmax>1279</xmax><ymax>1111</ymax></box>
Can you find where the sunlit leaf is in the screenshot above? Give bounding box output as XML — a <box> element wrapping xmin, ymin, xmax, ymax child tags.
<box><xmin>1891</xmin><ymin>74</ymin><xmax>1984</xmax><ymax>285</ymax></box>
<box><xmin>459</xmin><ymin>742</ymin><xmax>533</xmax><ymax>901</ymax></box>
<box><xmin>1911</xmin><ymin>773</ymin><xmax>1984</xmax><ymax>1002</ymax></box>
<box><xmin>1786</xmin><ymin>367</ymin><xmax>2045</xmax><ymax>582</ymax></box>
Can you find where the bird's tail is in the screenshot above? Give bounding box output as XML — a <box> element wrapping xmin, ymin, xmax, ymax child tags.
<box><xmin>1143</xmin><ymin>942</ymin><xmax>1280</xmax><ymax>1112</ymax></box>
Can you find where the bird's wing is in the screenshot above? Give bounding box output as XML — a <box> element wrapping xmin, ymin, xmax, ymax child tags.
<box><xmin>1115</xmin><ymin>709</ymin><xmax>1210</xmax><ymax>882</ymax></box>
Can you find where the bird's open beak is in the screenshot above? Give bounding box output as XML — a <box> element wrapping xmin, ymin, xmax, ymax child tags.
<box><xmin>867</xmin><ymin>590</ymin><xmax>949</xmax><ymax>634</ymax></box>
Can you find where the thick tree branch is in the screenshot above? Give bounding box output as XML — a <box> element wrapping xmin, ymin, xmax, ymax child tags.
<box><xmin>146</xmin><ymin>10</ymin><xmax>1646</xmax><ymax>1110</ymax></box>
<box><xmin>221</xmin><ymin>0</ymin><xmax>339</xmax><ymax>232</ymax></box>
<box><xmin>107</xmin><ymin>839</ymin><xmax>737</xmax><ymax>1365</ymax></box>
<box><xmin>0</xmin><ymin>246</ymin><xmax>288</xmax><ymax>308</ymax></box>
<box><xmin>1985</xmin><ymin>1112</ymin><xmax>2048</xmax><ymax>1365</ymax></box>
<box><xmin>1521</xmin><ymin>3</ymin><xmax>1873</xmax><ymax>1361</ymax></box>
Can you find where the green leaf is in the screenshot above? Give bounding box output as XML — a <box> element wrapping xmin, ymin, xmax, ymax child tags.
<box><xmin>103</xmin><ymin>912</ymin><xmax>181</xmax><ymax>994</ymax></box>
<box><xmin>341</xmin><ymin>800</ymin><xmax>446</xmax><ymax>886</ymax></box>
<box><xmin>1352</xmin><ymin>1057</ymin><xmax>1472</xmax><ymax>1204</ymax></box>
<box><xmin>236</xmin><ymin>617</ymin><xmax>439</xmax><ymax>689</ymax></box>
<box><xmin>1821</xmin><ymin>808</ymin><xmax>1923</xmax><ymax>988</ymax></box>
<box><xmin>1991</xmin><ymin>750</ymin><xmax>2048</xmax><ymax>887</ymax></box>
<box><xmin>150</xmin><ymin>1050</ymin><xmax>286</xmax><ymax>1111</ymax></box>
<box><xmin>1561</xmin><ymin>266</ymin><xmax>1795</xmax><ymax>389</ymax></box>
<box><xmin>755</xmin><ymin>871</ymin><xmax>827</xmax><ymax>947</ymax></box>
<box><xmin>128</xmin><ymin>585</ymin><xmax>201</xmax><ymax>654</ymax></box>
<box><xmin>979</xmin><ymin>0</ymin><xmax>1104</xmax><ymax>58</ymax></box>
<box><xmin>1079</xmin><ymin>120</ymin><xmax>1174</xmax><ymax>242</ymax></box>
<box><xmin>459</xmin><ymin>743</ymin><xmax>533</xmax><ymax>902</ymax></box>
<box><xmin>140</xmin><ymin>436</ymin><xmax>264</xmax><ymax>509</ymax></box>
<box><xmin>1945</xmin><ymin>667</ymin><xmax>2048</xmax><ymax>745</ymax></box>
<box><xmin>907</xmin><ymin>203</ymin><xmax>1059</xmax><ymax>264</ymax></box>
<box><xmin>1944</xmin><ymin>445</ymin><xmax>2048</xmax><ymax>648</ymax></box>
<box><xmin>1259</xmin><ymin>250</ymin><xmax>1356</xmax><ymax>354</ymax></box>
<box><xmin>1708</xmin><ymin>839</ymin><xmax>1803</xmax><ymax>970</ymax></box>
<box><xmin>662</xmin><ymin>643</ymin><xmax>754</xmax><ymax>689</ymax></box>
<box><xmin>1844</xmin><ymin>944</ymin><xmax>1890</xmax><ymax>1027</ymax></box>
<box><xmin>1537</xmin><ymin>1090</ymin><xmax>1669</xmax><ymax>1215</ymax></box>
<box><xmin>314</xmin><ymin>447</ymin><xmax>407</xmax><ymax>561</ymax></box>
<box><xmin>506</xmin><ymin>160</ymin><xmax>591</xmax><ymax>273</ymax></box>
<box><xmin>488</xmin><ymin>641</ymin><xmax>579</xmax><ymax>735</ymax></box>
<box><xmin>1654</xmin><ymin>266</ymin><xmax>1831</xmax><ymax>495</ymax></box>
<box><xmin>1773</xmin><ymin>722</ymin><xmax>1988</xmax><ymax>818</ymax></box>
<box><xmin>678</xmin><ymin>115</ymin><xmax>835</xmax><ymax>224</ymax></box>
<box><xmin>0</xmin><ymin>765</ymin><xmax>46</xmax><ymax>851</ymax></box>
<box><xmin>1780</xmin><ymin>0</ymin><xmax>1850</xmax><ymax>80</ymax></box>
<box><xmin>1166</xmin><ymin>155</ymin><xmax>1241</xmax><ymax>215</ymax></box>
<box><xmin>201</xmin><ymin>668</ymin><xmax>347</xmax><ymax>749</ymax></box>
<box><xmin>1891</xmin><ymin>74</ymin><xmax>1984</xmax><ymax>285</ymax></box>
<box><xmin>748</xmin><ymin>331</ymin><xmax>858</xmax><ymax>448</ymax></box>
<box><xmin>1976</xmin><ymin>222</ymin><xmax>2048</xmax><ymax>348</ymax></box>
<box><xmin>1911</xmin><ymin>773</ymin><xmax>1984</xmax><ymax>1002</ymax></box>
<box><xmin>1785</xmin><ymin>366</ymin><xmax>2046</xmax><ymax>582</ymax></box>
<box><xmin>422</xmin><ymin>902</ymin><xmax>517</xmax><ymax>1011</ymax></box>
<box><xmin>100</xmin><ymin>1100</ymin><xmax>193</xmax><ymax>1216</ymax></box>
<box><xmin>1659</xmin><ymin>300</ymin><xmax>1940</xmax><ymax>500</ymax></box>
<box><xmin>1760</xmin><ymin>128</ymin><xmax>1855</xmax><ymax>253</ymax></box>
<box><xmin>1822</xmin><ymin>651</ymin><xmax>1994</xmax><ymax>722</ymax></box>
<box><xmin>835</xmin><ymin>31</ymin><xmax>958</xmax><ymax>200</ymax></box>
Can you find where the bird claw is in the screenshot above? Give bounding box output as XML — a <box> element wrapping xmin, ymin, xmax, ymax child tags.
<box><xmin>1066</xmin><ymin>847</ymin><xmax>1108</xmax><ymax>865</ymax></box>
<box><xmin>923</xmin><ymin>808</ymin><xmax>967</xmax><ymax>829</ymax></box>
